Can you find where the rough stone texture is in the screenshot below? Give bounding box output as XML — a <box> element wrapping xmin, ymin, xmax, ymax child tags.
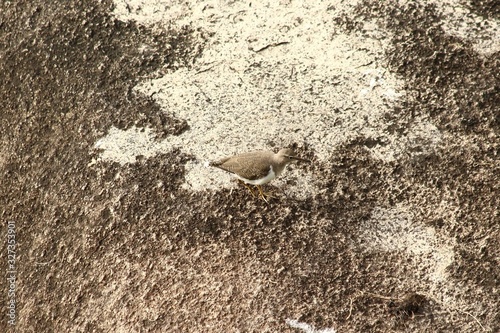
<box><xmin>1</xmin><ymin>1</ymin><xmax>498</xmax><ymax>332</ymax></box>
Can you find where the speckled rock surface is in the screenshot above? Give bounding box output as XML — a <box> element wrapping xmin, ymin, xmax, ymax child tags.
<box><xmin>1</xmin><ymin>1</ymin><xmax>498</xmax><ymax>332</ymax></box>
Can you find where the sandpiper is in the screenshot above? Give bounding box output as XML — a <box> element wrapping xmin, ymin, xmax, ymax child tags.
<box><xmin>210</xmin><ymin>148</ymin><xmax>310</xmax><ymax>202</ymax></box>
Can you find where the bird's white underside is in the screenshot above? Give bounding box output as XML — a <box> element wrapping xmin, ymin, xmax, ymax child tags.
<box><xmin>234</xmin><ymin>166</ymin><xmax>276</xmax><ymax>185</ymax></box>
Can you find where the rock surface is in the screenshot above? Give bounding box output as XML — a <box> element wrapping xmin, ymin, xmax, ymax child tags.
<box><xmin>1</xmin><ymin>0</ymin><xmax>498</xmax><ymax>332</ymax></box>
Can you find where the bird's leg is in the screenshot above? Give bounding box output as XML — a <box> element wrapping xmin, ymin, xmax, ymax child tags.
<box><xmin>256</xmin><ymin>185</ymin><xmax>276</xmax><ymax>202</ymax></box>
<box><xmin>239</xmin><ymin>180</ymin><xmax>256</xmax><ymax>197</ymax></box>
<box><xmin>256</xmin><ymin>185</ymin><xmax>268</xmax><ymax>203</ymax></box>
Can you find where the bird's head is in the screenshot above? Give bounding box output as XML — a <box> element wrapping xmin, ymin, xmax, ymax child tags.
<box><xmin>277</xmin><ymin>148</ymin><xmax>310</xmax><ymax>164</ymax></box>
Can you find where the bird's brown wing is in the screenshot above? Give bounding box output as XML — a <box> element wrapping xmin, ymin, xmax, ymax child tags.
<box><xmin>211</xmin><ymin>152</ymin><xmax>272</xmax><ymax>180</ymax></box>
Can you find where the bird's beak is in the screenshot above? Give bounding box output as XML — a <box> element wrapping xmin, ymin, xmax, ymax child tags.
<box><xmin>289</xmin><ymin>156</ymin><xmax>311</xmax><ymax>162</ymax></box>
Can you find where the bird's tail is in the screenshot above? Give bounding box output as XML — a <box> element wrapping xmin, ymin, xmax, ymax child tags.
<box><xmin>206</xmin><ymin>160</ymin><xmax>223</xmax><ymax>168</ymax></box>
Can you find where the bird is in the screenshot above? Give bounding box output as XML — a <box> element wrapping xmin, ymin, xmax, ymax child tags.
<box><xmin>210</xmin><ymin>148</ymin><xmax>310</xmax><ymax>202</ymax></box>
